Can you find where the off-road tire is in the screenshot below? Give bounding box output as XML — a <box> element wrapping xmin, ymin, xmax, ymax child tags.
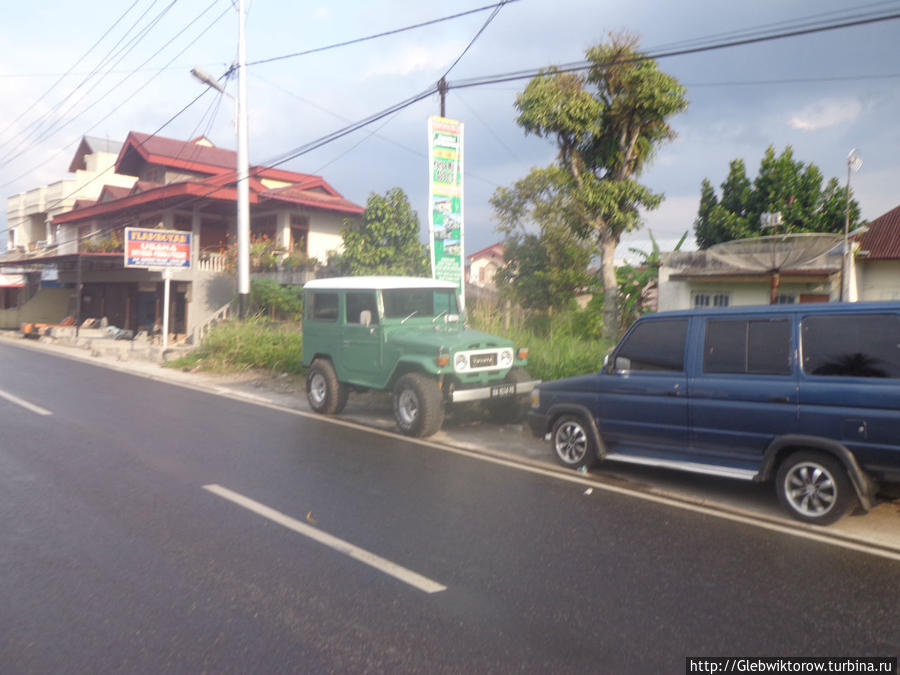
<box><xmin>393</xmin><ymin>373</ymin><xmax>444</xmax><ymax>437</ymax></box>
<box><xmin>551</xmin><ymin>414</ymin><xmax>598</xmax><ymax>470</ymax></box>
<box><xmin>775</xmin><ymin>451</ymin><xmax>855</xmax><ymax>525</ymax></box>
<box><xmin>306</xmin><ymin>358</ymin><xmax>349</xmax><ymax>415</ymax></box>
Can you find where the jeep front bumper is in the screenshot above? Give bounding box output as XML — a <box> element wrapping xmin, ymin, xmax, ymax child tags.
<box><xmin>450</xmin><ymin>379</ymin><xmax>541</xmax><ymax>403</ymax></box>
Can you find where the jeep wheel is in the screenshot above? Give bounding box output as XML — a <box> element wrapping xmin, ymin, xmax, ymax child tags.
<box><xmin>776</xmin><ymin>451</ymin><xmax>855</xmax><ymax>525</ymax></box>
<box><xmin>393</xmin><ymin>373</ymin><xmax>444</xmax><ymax>438</ymax></box>
<box><xmin>306</xmin><ymin>359</ymin><xmax>349</xmax><ymax>415</ymax></box>
<box><xmin>551</xmin><ymin>415</ymin><xmax>597</xmax><ymax>469</ymax></box>
<box><xmin>488</xmin><ymin>367</ymin><xmax>531</xmax><ymax>424</ymax></box>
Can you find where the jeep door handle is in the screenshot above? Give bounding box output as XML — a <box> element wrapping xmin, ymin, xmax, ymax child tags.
<box><xmin>768</xmin><ymin>396</ymin><xmax>792</xmax><ymax>403</ymax></box>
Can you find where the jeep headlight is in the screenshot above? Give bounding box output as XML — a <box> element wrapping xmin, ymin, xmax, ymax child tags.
<box><xmin>454</xmin><ymin>353</ymin><xmax>468</xmax><ymax>371</ymax></box>
<box><xmin>500</xmin><ymin>349</ymin><xmax>513</xmax><ymax>367</ymax></box>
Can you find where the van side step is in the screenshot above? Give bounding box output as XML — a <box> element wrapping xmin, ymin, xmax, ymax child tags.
<box><xmin>603</xmin><ymin>453</ymin><xmax>758</xmax><ymax>481</ymax></box>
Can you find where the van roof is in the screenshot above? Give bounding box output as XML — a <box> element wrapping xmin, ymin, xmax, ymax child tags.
<box><xmin>648</xmin><ymin>300</ymin><xmax>900</xmax><ymax>319</ymax></box>
<box><xmin>303</xmin><ymin>276</ymin><xmax>458</xmax><ymax>291</ymax></box>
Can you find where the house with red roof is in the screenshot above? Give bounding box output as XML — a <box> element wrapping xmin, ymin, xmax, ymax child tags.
<box><xmin>467</xmin><ymin>242</ymin><xmax>505</xmax><ymax>288</ymax></box>
<box><xmin>1</xmin><ymin>132</ymin><xmax>363</xmax><ymax>339</ymax></box>
<box><xmin>854</xmin><ymin>205</ymin><xmax>900</xmax><ymax>301</ymax></box>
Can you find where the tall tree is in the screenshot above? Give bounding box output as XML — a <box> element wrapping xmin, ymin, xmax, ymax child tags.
<box><xmin>339</xmin><ymin>187</ymin><xmax>429</xmax><ymax>276</ymax></box>
<box><xmin>694</xmin><ymin>146</ymin><xmax>862</xmax><ymax>249</ymax></box>
<box><xmin>491</xmin><ymin>168</ymin><xmax>597</xmax><ymax>315</ymax></box>
<box><xmin>505</xmin><ymin>35</ymin><xmax>687</xmax><ymax>339</ymax></box>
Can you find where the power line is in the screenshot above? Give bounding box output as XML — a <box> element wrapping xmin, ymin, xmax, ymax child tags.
<box><xmin>448</xmin><ymin>8</ymin><xmax>900</xmax><ymax>90</ymax></box>
<box><xmin>0</xmin><ymin>4</ymin><xmax>231</xmax><ymax>188</ymax></box>
<box><xmin>246</xmin><ymin>0</ymin><xmax>521</xmax><ymax>67</ymax></box>
<box><xmin>0</xmin><ymin>0</ymin><xmax>179</xmax><ymax>160</ymax></box>
<box><xmin>0</xmin><ymin>0</ymin><xmax>143</xmax><ymax>146</ymax></box>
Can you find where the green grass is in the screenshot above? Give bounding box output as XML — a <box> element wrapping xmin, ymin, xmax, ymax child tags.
<box><xmin>165</xmin><ymin>317</ymin><xmax>304</xmax><ymax>374</ymax></box>
<box><xmin>169</xmin><ymin>310</ymin><xmax>611</xmax><ymax>382</ymax></box>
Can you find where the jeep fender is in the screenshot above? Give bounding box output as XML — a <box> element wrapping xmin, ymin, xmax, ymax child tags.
<box><xmin>544</xmin><ymin>403</ymin><xmax>607</xmax><ymax>459</ymax></box>
<box><xmin>760</xmin><ymin>435</ymin><xmax>876</xmax><ymax>512</ymax></box>
<box><xmin>387</xmin><ymin>356</ymin><xmax>442</xmax><ymax>391</ymax></box>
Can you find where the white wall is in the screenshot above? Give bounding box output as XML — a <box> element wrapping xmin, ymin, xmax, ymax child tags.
<box><xmin>858</xmin><ymin>260</ymin><xmax>900</xmax><ymax>301</ymax></box>
<box><xmin>307</xmin><ymin>210</ymin><xmax>359</xmax><ymax>262</ymax></box>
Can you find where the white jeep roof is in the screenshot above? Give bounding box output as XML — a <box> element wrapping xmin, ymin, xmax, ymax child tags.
<box><xmin>303</xmin><ymin>276</ymin><xmax>457</xmax><ymax>291</ymax></box>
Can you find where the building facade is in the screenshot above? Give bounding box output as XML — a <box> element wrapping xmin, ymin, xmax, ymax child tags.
<box><xmin>0</xmin><ymin>132</ymin><xmax>363</xmax><ymax>338</ymax></box>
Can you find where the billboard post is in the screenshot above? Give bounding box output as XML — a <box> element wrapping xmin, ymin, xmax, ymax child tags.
<box><xmin>427</xmin><ymin>116</ymin><xmax>465</xmax><ymax>309</ymax></box>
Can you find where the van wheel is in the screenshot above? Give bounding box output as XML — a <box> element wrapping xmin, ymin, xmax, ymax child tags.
<box><xmin>394</xmin><ymin>373</ymin><xmax>444</xmax><ymax>438</ymax></box>
<box><xmin>776</xmin><ymin>451</ymin><xmax>855</xmax><ymax>525</ymax></box>
<box><xmin>488</xmin><ymin>367</ymin><xmax>531</xmax><ymax>423</ymax></box>
<box><xmin>551</xmin><ymin>415</ymin><xmax>597</xmax><ymax>469</ymax></box>
<box><xmin>306</xmin><ymin>359</ymin><xmax>349</xmax><ymax>415</ymax></box>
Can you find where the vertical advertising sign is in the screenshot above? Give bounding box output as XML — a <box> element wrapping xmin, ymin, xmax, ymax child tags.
<box><xmin>427</xmin><ymin>116</ymin><xmax>465</xmax><ymax>308</ymax></box>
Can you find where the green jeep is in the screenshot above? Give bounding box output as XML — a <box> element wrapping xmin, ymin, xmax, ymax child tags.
<box><xmin>301</xmin><ymin>276</ymin><xmax>538</xmax><ymax>437</ymax></box>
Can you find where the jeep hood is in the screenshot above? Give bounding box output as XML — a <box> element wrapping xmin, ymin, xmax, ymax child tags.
<box><xmin>384</xmin><ymin>325</ymin><xmax>513</xmax><ymax>351</ymax></box>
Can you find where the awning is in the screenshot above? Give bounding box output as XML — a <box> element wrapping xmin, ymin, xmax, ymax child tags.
<box><xmin>0</xmin><ymin>273</ymin><xmax>26</xmax><ymax>288</ymax></box>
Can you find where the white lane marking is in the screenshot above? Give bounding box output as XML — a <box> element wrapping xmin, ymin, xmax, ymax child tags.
<box><xmin>203</xmin><ymin>484</ymin><xmax>447</xmax><ymax>594</ymax></box>
<box><xmin>0</xmin><ymin>389</ymin><xmax>53</xmax><ymax>416</ymax></box>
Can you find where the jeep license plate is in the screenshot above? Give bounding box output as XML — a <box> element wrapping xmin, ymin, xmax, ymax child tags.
<box><xmin>490</xmin><ymin>383</ymin><xmax>516</xmax><ymax>398</ymax></box>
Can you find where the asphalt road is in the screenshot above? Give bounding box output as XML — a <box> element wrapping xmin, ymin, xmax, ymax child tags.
<box><xmin>2</xmin><ymin>342</ymin><xmax>899</xmax><ymax>674</ymax></box>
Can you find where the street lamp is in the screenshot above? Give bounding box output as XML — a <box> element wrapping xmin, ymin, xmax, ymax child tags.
<box><xmin>841</xmin><ymin>149</ymin><xmax>862</xmax><ymax>302</ymax></box>
<box><xmin>191</xmin><ymin>0</ymin><xmax>250</xmax><ymax>318</ymax></box>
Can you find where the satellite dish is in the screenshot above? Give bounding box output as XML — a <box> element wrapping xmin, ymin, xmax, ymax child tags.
<box><xmin>706</xmin><ymin>233</ymin><xmax>842</xmax><ymax>272</ymax></box>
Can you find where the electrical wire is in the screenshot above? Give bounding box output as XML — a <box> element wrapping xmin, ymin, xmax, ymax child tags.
<box><xmin>0</xmin><ymin>4</ymin><xmax>231</xmax><ymax>189</ymax></box>
<box><xmin>0</xmin><ymin>0</ymin><xmax>178</xmax><ymax>160</ymax></box>
<box><xmin>0</xmin><ymin>0</ymin><xmax>223</xmax><ymax>169</ymax></box>
<box><xmin>246</xmin><ymin>0</ymin><xmax>521</xmax><ymax>67</ymax></box>
<box><xmin>0</xmin><ymin>0</ymin><xmax>143</xmax><ymax>146</ymax></box>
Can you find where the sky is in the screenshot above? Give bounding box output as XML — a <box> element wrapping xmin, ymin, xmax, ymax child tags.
<box><xmin>1</xmin><ymin>0</ymin><xmax>899</xmax><ymax>263</ymax></box>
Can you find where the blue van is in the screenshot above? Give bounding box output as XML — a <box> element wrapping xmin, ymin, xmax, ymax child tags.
<box><xmin>527</xmin><ymin>302</ymin><xmax>900</xmax><ymax>525</ymax></box>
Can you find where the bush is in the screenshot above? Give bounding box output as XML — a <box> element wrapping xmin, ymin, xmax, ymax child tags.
<box><xmin>468</xmin><ymin>300</ymin><xmax>613</xmax><ymax>381</ymax></box>
<box><xmin>250</xmin><ymin>279</ymin><xmax>303</xmax><ymax>320</ymax></box>
<box><xmin>165</xmin><ymin>317</ymin><xmax>303</xmax><ymax>374</ymax></box>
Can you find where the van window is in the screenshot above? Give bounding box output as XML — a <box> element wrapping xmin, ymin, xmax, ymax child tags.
<box><xmin>309</xmin><ymin>292</ymin><xmax>339</xmax><ymax>322</ymax></box>
<box><xmin>346</xmin><ymin>292</ymin><xmax>378</xmax><ymax>325</ymax></box>
<box><xmin>704</xmin><ymin>318</ymin><xmax>791</xmax><ymax>375</ymax></box>
<box><xmin>616</xmin><ymin>319</ymin><xmax>687</xmax><ymax>372</ymax></box>
<box><xmin>802</xmin><ymin>314</ymin><xmax>900</xmax><ymax>378</ymax></box>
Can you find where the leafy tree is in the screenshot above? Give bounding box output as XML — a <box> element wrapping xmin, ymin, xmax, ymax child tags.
<box><xmin>340</xmin><ymin>187</ymin><xmax>429</xmax><ymax>276</ymax></box>
<box><xmin>504</xmin><ymin>34</ymin><xmax>688</xmax><ymax>340</ymax></box>
<box><xmin>695</xmin><ymin>146</ymin><xmax>862</xmax><ymax>249</ymax></box>
<box><xmin>617</xmin><ymin>229</ymin><xmax>687</xmax><ymax>330</ymax></box>
<box><xmin>491</xmin><ymin>168</ymin><xmax>597</xmax><ymax>317</ymax></box>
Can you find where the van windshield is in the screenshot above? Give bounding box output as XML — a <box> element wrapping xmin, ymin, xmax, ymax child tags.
<box><xmin>382</xmin><ymin>288</ymin><xmax>458</xmax><ymax>320</ymax></box>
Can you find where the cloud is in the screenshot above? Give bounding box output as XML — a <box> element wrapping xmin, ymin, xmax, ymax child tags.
<box><xmin>789</xmin><ymin>98</ymin><xmax>863</xmax><ymax>132</ymax></box>
<box><xmin>363</xmin><ymin>42</ymin><xmax>466</xmax><ymax>78</ymax></box>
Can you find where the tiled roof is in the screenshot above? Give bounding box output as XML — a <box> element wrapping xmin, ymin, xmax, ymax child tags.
<box><xmin>261</xmin><ymin>185</ymin><xmax>363</xmax><ymax>214</ymax></box>
<box><xmin>856</xmin><ymin>205</ymin><xmax>900</xmax><ymax>260</ymax></box>
<box><xmin>468</xmin><ymin>243</ymin><xmax>504</xmax><ymax>261</ymax></box>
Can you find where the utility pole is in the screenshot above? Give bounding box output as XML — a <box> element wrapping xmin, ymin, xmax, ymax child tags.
<box><xmin>437</xmin><ymin>77</ymin><xmax>448</xmax><ymax>117</ymax></box>
<box><xmin>841</xmin><ymin>149</ymin><xmax>862</xmax><ymax>303</ymax></box>
<box><xmin>236</xmin><ymin>0</ymin><xmax>250</xmax><ymax>318</ymax></box>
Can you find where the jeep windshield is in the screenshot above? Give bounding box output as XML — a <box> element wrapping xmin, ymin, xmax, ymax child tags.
<box><xmin>382</xmin><ymin>288</ymin><xmax>458</xmax><ymax>320</ymax></box>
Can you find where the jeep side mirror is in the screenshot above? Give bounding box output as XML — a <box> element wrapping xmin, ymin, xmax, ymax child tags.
<box><xmin>446</xmin><ymin>313</ymin><xmax>460</xmax><ymax>323</ymax></box>
<box><xmin>615</xmin><ymin>356</ymin><xmax>631</xmax><ymax>371</ymax></box>
<box><xmin>360</xmin><ymin>310</ymin><xmax>372</xmax><ymax>326</ymax></box>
